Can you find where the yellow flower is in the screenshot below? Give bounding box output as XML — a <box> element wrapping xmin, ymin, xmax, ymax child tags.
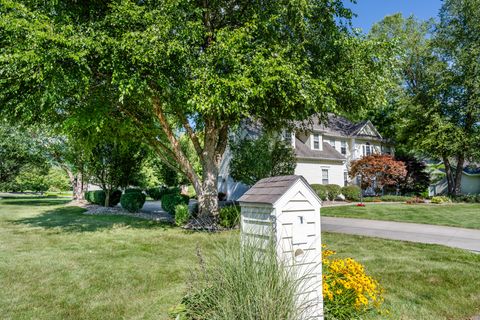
<box><xmin>322</xmin><ymin>244</ymin><xmax>385</xmax><ymax>312</ymax></box>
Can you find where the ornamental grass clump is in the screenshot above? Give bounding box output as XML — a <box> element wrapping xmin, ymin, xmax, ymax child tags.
<box><xmin>169</xmin><ymin>238</ymin><xmax>304</xmax><ymax>320</ymax></box>
<box><xmin>322</xmin><ymin>245</ymin><xmax>384</xmax><ymax>319</ymax></box>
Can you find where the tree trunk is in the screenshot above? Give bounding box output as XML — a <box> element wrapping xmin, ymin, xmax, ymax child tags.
<box><xmin>72</xmin><ymin>172</ymin><xmax>87</xmax><ymax>200</ymax></box>
<box><xmin>63</xmin><ymin>167</ymin><xmax>86</xmax><ymax>201</ymax></box>
<box><xmin>104</xmin><ymin>189</ymin><xmax>110</xmax><ymax>207</ymax></box>
<box><xmin>453</xmin><ymin>155</ymin><xmax>465</xmax><ymax>196</ymax></box>
<box><xmin>443</xmin><ymin>156</ymin><xmax>454</xmax><ymax>195</ymax></box>
<box><xmin>198</xmin><ymin>159</ymin><xmax>220</xmax><ymax>218</ymax></box>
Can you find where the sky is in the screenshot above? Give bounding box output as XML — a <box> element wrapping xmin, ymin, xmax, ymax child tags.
<box><xmin>345</xmin><ymin>0</ymin><xmax>442</xmax><ymax>32</ymax></box>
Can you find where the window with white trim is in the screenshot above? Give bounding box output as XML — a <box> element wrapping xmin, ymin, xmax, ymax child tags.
<box><xmin>341</xmin><ymin>141</ymin><xmax>347</xmax><ymax>155</ymax></box>
<box><xmin>313</xmin><ymin>134</ymin><xmax>320</xmax><ymax>150</ymax></box>
<box><xmin>344</xmin><ymin>171</ymin><xmax>348</xmax><ymax>186</ymax></box>
<box><xmin>366</xmin><ymin>142</ymin><xmax>371</xmax><ymax>156</ymax></box>
<box><xmin>322</xmin><ymin>169</ymin><xmax>329</xmax><ymax>185</ymax></box>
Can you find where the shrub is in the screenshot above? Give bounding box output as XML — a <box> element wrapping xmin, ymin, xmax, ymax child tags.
<box><xmin>406</xmin><ymin>196</ymin><xmax>425</xmax><ymax>204</ymax></box>
<box><xmin>431</xmin><ymin>196</ymin><xmax>451</xmax><ymax>204</ymax></box>
<box><xmin>108</xmin><ymin>190</ymin><xmax>122</xmax><ymax>207</ymax></box>
<box><xmin>311</xmin><ymin>184</ymin><xmax>328</xmax><ymax>201</ymax></box>
<box><xmin>325</xmin><ymin>184</ymin><xmax>342</xmax><ymax>200</ymax></box>
<box><xmin>323</xmin><ymin>245</ymin><xmax>384</xmax><ymax>319</ymax></box>
<box><xmin>146</xmin><ymin>187</ymin><xmax>162</xmax><ymax>200</ymax></box>
<box><xmin>380</xmin><ymin>195</ymin><xmax>411</xmax><ymax>202</ymax></box>
<box><xmin>341</xmin><ymin>185</ymin><xmax>361</xmax><ymax>201</ymax></box>
<box><xmin>84</xmin><ymin>191</ymin><xmax>93</xmax><ymax>203</ymax></box>
<box><xmin>175</xmin><ymin>204</ymin><xmax>190</xmax><ymax>226</ymax></box>
<box><xmin>219</xmin><ymin>205</ymin><xmax>240</xmax><ymax>228</ymax></box>
<box><xmin>90</xmin><ymin>190</ymin><xmax>106</xmax><ymax>205</ymax></box>
<box><xmin>169</xmin><ymin>239</ymin><xmax>301</xmax><ymax>320</ymax></box>
<box><xmin>147</xmin><ymin>186</ymin><xmax>182</xmax><ymax>201</ymax></box>
<box><xmin>162</xmin><ymin>193</ymin><xmax>189</xmax><ymax>214</ymax></box>
<box><xmin>124</xmin><ymin>188</ymin><xmax>143</xmax><ymax>194</ymax></box>
<box><xmin>85</xmin><ymin>190</ymin><xmax>121</xmax><ymax>206</ymax></box>
<box><xmin>120</xmin><ymin>192</ymin><xmax>146</xmax><ymax>212</ymax></box>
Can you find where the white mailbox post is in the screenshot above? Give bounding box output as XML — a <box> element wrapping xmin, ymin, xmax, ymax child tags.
<box><xmin>238</xmin><ymin>175</ymin><xmax>323</xmax><ymax>319</ymax></box>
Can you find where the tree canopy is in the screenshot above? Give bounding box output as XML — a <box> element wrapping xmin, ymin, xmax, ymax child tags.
<box><xmin>1</xmin><ymin>0</ymin><xmax>392</xmax><ymax>215</ymax></box>
<box><xmin>349</xmin><ymin>154</ymin><xmax>407</xmax><ymax>194</ymax></box>
<box><xmin>368</xmin><ymin>2</ymin><xmax>480</xmax><ymax>195</ymax></box>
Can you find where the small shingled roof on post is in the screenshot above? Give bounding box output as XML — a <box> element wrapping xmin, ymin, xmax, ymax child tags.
<box><xmin>238</xmin><ymin>175</ymin><xmax>311</xmax><ymax>205</ymax></box>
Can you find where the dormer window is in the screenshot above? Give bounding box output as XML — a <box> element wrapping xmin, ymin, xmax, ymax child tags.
<box><xmin>313</xmin><ymin>134</ymin><xmax>320</xmax><ymax>150</ymax></box>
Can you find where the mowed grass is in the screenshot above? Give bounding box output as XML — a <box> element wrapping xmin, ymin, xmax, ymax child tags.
<box><xmin>322</xmin><ymin>203</ymin><xmax>480</xmax><ymax>229</ymax></box>
<box><xmin>0</xmin><ymin>198</ymin><xmax>479</xmax><ymax>319</ymax></box>
<box><xmin>323</xmin><ymin>233</ymin><xmax>480</xmax><ymax>319</ymax></box>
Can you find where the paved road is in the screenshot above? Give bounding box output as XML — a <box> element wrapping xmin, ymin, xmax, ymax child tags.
<box><xmin>322</xmin><ymin>217</ymin><xmax>480</xmax><ymax>252</ymax></box>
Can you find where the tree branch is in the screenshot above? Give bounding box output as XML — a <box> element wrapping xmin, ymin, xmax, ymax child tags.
<box><xmin>152</xmin><ymin>97</ymin><xmax>202</xmax><ymax>192</ymax></box>
<box><xmin>179</xmin><ymin>113</ymin><xmax>204</xmax><ymax>160</ymax></box>
<box><xmin>215</xmin><ymin>123</ymin><xmax>229</xmax><ymax>160</ymax></box>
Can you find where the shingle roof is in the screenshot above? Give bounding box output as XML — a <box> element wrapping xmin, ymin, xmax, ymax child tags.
<box><xmin>295</xmin><ymin>139</ymin><xmax>345</xmax><ymax>161</ymax></box>
<box><xmin>238</xmin><ymin>175</ymin><xmax>306</xmax><ymax>205</ymax></box>
<box><xmin>296</xmin><ymin>114</ymin><xmax>380</xmax><ymax>138</ymax></box>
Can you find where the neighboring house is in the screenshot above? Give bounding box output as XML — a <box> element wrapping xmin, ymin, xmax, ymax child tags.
<box><xmin>219</xmin><ymin>114</ymin><xmax>394</xmax><ymax>200</ymax></box>
<box><xmin>429</xmin><ymin>162</ymin><xmax>480</xmax><ymax>195</ymax></box>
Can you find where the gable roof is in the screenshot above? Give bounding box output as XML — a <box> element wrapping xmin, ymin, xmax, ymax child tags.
<box><xmin>238</xmin><ymin>175</ymin><xmax>308</xmax><ymax>205</ymax></box>
<box><xmin>296</xmin><ymin>114</ymin><xmax>382</xmax><ymax>139</ymax></box>
<box><xmin>295</xmin><ymin>139</ymin><xmax>345</xmax><ymax>161</ymax></box>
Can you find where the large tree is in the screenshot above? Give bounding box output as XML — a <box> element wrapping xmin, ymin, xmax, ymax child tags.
<box><xmin>369</xmin><ymin>7</ymin><xmax>480</xmax><ymax>196</ymax></box>
<box><xmin>0</xmin><ymin>0</ymin><xmax>391</xmax><ymax>216</ymax></box>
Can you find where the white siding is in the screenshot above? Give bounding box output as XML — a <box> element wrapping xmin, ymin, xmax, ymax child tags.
<box><xmin>461</xmin><ymin>174</ymin><xmax>480</xmax><ymax>194</ymax></box>
<box><xmin>295</xmin><ymin>160</ymin><xmax>344</xmax><ymax>186</ymax></box>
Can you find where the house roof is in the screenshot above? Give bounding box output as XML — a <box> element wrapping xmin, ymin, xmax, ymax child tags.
<box><xmin>238</xmin><ymin>175</ymin><xmax>307</xmax><ymax>205</ymax></box>
<box><xmin>296</xmin><ymin>114</ymin><xmax>382</xmax><ymax>139</ymax></box>
<box><xmin>295</xmin><ymin>139</ymin><xmax>345</xmax><ymax>161</ymax></box>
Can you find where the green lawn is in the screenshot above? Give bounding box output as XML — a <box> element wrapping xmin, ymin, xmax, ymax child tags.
<box><xmin>0</xmin><ymin>198</ymin><xmax>479</xmax><ymax>319</ymax></box>
<box><xmin>322</xmin><ymin>203</ymin><xmax>480</xmax><ymax>229</ymax></box>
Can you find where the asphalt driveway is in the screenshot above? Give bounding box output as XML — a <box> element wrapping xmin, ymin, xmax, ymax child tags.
<box><xmin>322</xmin><ymin>216</ymin><xmax>480</xmax><ymax>252</ymax></box>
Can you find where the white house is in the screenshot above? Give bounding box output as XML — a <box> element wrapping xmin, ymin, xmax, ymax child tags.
<box><xmin>218</xmin><ymin>113</ymin><xmax>393</xmax><ymax>200</ymax></box>
<box><xmin>291</xmin><ymin>114</ymin><xmax>393</xmax><ymax>186</ymax></box>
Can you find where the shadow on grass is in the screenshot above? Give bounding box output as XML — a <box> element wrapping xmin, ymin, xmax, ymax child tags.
<box><xmin>2</xmin><ymin>199</ymin><xmax>71</xmax><ymax>206</ymax></box>
<box><xmin>12</xmin><ymin>206</ymin><xmax>172</xmax><ymax>233</ymax></box>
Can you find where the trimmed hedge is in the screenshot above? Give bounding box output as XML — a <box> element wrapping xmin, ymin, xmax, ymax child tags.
<box><xmin>120</xmin><ymin>192</ymin><xmax>146</xmax><ymax>212</ymax></box>
<box><xmin>325</xmin><ymin>184</ymin><xmax>342</xmax><ymax>200</ymax></box>
<box><xmin>311</xmin><ymin>184</ymin><xmax>343</xmax><ymax>201</ymax></box>
<box><xmin>341</xmin><ymin>185</ymin><xmax>361</xmax><ymax>202</ymax></box>
<box><xmin>311</xmin><ymin>184</ymin><xmax>328</xmax><ymax>201</ymax></box>
<box><xmin>380</xmin><ymin>195</ymin><xmax>411</xmax><ymax>202</ymax></box>
<box><xmin>219</xmin><ymin>205</ymin><xmax>240</xmax><ymax>228</ymax></box>
<box><xmin>147</xmin><ymin>186</ymin><xmax>180</xmax><ymax>201</ymax></box>
<box><xmin>124</xmin><ymin>188</ymin><xmax>143</xmax><ymax>194</ymax></box>
<box><xmin>161</xmin><ymin>193</ymin><xmax>189</xmax><ymax>214</ymax></box>
<box><xmin>85</xmin><ymin>190</ymin><xmax>121</xmax><ymax>206</ymax></box>
<box><xmin>108</xmin><ymin>190</ymin><xmax>122</xmax><ymax>207</ymax></box>
<box><xmin>146</xmin><ymin>187</ymin><xmax>162</xmax><ymax>200</ymax></box>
